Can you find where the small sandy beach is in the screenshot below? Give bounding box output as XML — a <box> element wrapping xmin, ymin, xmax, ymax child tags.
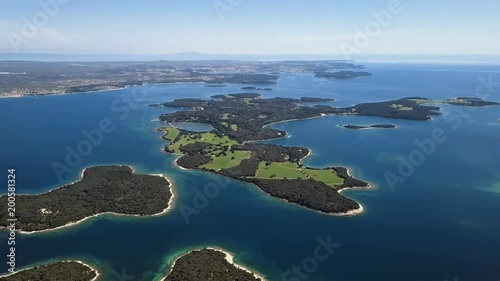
<box><xmin>0</xmin><ymin>260</ymin><xmax>100</xmax><ymax>281</ymax></box>
<box><xmin>160</xmin><ymin>247</ymin><xmax>267</xmax><ymax>281</ymax></box>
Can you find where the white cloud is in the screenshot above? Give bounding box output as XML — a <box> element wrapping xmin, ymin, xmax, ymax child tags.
<box><xmin>39</xmin><ymin>27</ymin><xmax>70</xmax><ymax>44</ymax></box>
<box><xmin>0</xmin><ymin>18</ymin><xmax>71</xmax><ymax>52</ymax></box>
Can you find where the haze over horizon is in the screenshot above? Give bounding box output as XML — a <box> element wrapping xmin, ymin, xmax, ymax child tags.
<box><xmin>1</xmin><ymin>0</ymin><xmax>500</xmax><ymax>57</ymax></box>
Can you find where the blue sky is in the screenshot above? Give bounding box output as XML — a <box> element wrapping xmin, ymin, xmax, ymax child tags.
<box><xmin>1</xmin><ymin>0</ymin><xmax>499</xmax><ymax>55</ymax></box>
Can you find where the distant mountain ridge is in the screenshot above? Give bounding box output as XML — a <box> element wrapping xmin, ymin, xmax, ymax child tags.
<box><xmin>0</xmin><ymin>52</ymin><xmax>499</xmax><ymax>64</ymax></box>
<box><xmin>0</xmin><ymin>52</ymin><xmax>351</xmax><ymax>62</ymax></box>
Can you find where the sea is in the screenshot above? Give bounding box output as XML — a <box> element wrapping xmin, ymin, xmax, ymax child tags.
<box><xmin>0</xmin><ymin>63</ymin><xmax>499</xmax><ymax>281</ymax></box>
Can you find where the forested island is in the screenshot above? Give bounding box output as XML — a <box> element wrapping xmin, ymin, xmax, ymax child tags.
<box><xmin>0</xmin><ymin>165</ymin><xmax>173</xmax><ymax>232</ymax></box>
<box><xmin>241</xmin><ymin>86</ymin><xmax>273</xmax><ymax>91</ymax></box>
<box><xmin>315</xmin><ymin>71</ymin><xmax>373</xmax><ymax>80</ymax></box>
<box><xmin>156</xmin><ymin>94</ymin><xmax>368</xmax><ymax>214</ymax></box>
<box><xmin>299</xmin><ymin>97</ymin><xmax>334</xmax><ymax>102</ymax></box>
<box><xmin>0</xmin><ymin>261</ymin><xmax>98</xmax><ymax>281</ymax></box>
<box><xmin>347</xmin><ymin>97</ymin><xmax>441</xmax><ymax>120</ymax></box>
<box><xmin>163</xmin><ymin>248</ymin><xmax>264</xmax><ymax>281</ymax></box>
<box><xmin>339</xmin><ymin>124</ymin><xmax>396</xmax><ymax>130</ymax></box>
<box><xmin>413</xmin><ymin>96</ymin><xmax>499</xmax><ymax>107</ymax></box>
<box><xmin>211</xmin><ymin>93</ymin><xmax>262</xmax><ymax>100</ymax></box>
<box><xmin>348</xmin><ymin>97</ymin><xmax>499</xmax><ymax>120</ymax></box>
<box><xmin>205</xmin><ymin>84</ymin><xmax>227</xmax><ymax>88</ymax></box>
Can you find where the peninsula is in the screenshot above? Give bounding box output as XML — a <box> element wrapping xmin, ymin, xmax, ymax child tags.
<box><xmin>315</xmin><ymin>71</ymin><xmax>373</xmax><ymax>80</ymax></box>
<box><xmin>0</xmin><ymin>165</ymin><xmax>173</xmax><ymax>232</ymax></box>
<box><xmin>0</xmin><ymin>261</ymin><xmax>98</xmax><ymax>281</ymax></box>
<box><xmin>163</xmin><ymin>248</ymin><xmax>264</xmax><ymax>281</ymax></box>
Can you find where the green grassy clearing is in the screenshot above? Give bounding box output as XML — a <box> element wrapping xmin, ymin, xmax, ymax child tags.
<box><xmin>255</xmin><ymin>162</ymin><xmax>306</xmax><ymax>179</ymax></box>
<box><xmin>163</xmin><ymin>127</ymin><xmax>180</xmax><ymax>141</ymax></box>
<box><xmin>304</xmin><ymin>168</ymin><xmax>344</xmax><ymax>186</ymax></box>
<box><xmin>202</xmin><ymin>150</ymin><xmax>252</xmax><ymax>171</ymax></box>
<box><xmin>410</xmin><ymin>98</ymin><xmax>471</xmax><ymax>106</ymax></box>
<box><xmin>442</xmin><ymin>99</ymin><xmax>470</xmax><ymax>105</ymax></box>
<box><xmin>167</xmin><ymin>132</ymin><xmax>238</xmax><ymax>153</ymax></box>
<box><xmin>255</xmin><ymin>162</ymin><xmax>344</xmax><ymax>186</ymax></box>
<box><xmin>390</xmin><ymin>104</ymin><xmax>414</xmax><ymax>111</ymax></box>
<box><xmin>409</xmin><ymin>98</ymin><xmax>432</xmax><ymax>104</ymax></box>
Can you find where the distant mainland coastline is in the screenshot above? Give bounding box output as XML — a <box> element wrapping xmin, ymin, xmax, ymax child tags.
<box><xmin>205</xmin><ymin>84</ymin><xmax>227</xmax><ymax>88</ymax></box>
<box><xmin>1</xmin><ymin>60</ymin><xmax>369</xmax><ymax>98</ymax></box>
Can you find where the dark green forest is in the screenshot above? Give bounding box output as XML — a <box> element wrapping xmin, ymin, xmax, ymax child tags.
<box><xmin>165</xmin><ymin>249</ymin><xmax>262</xmax><ymax>281</ymax></box>
<box><xmin>0</xmin><ymin>261</ymin><xmax>97</xmax><ymax>281</ymax></box>
<box><xmin>0</xmin><ymin>166</ymin><xmax>172</xmax><ymax>232</ymax></box>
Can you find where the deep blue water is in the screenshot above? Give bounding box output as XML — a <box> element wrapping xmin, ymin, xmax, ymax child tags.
<box><xmin>0</xmin><ymin>63</ymin><xmax>499</xmax><ymax>281</ymax></box>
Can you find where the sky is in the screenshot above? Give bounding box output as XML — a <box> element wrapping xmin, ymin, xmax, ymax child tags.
<box><xmin>0</xmin><ymin>0</ymin><xmax>500</xmax><ymax>56</ymax></box>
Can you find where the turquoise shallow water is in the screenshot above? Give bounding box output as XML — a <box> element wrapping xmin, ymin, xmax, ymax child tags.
<box><xmin>0</xmin><ymin>63</ymin><xmax>499</xmax><ymax>281</ymax></box>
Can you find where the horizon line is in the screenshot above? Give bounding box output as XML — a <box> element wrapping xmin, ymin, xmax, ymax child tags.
<box><xmin>1</xmin><ymin>52</ymin><xmax>500</xmax><ymax>57</ymax></box>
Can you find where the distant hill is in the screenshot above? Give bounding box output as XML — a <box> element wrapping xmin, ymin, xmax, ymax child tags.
<box><xmin>0</xmin><ymin>52</ymin><xmax>352</xmax><ymax>62</ymax></box>
<box><xmin>1</xmin><ymin>52</ymin><xmax>499</xmax><ymax>64</ymax></box>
